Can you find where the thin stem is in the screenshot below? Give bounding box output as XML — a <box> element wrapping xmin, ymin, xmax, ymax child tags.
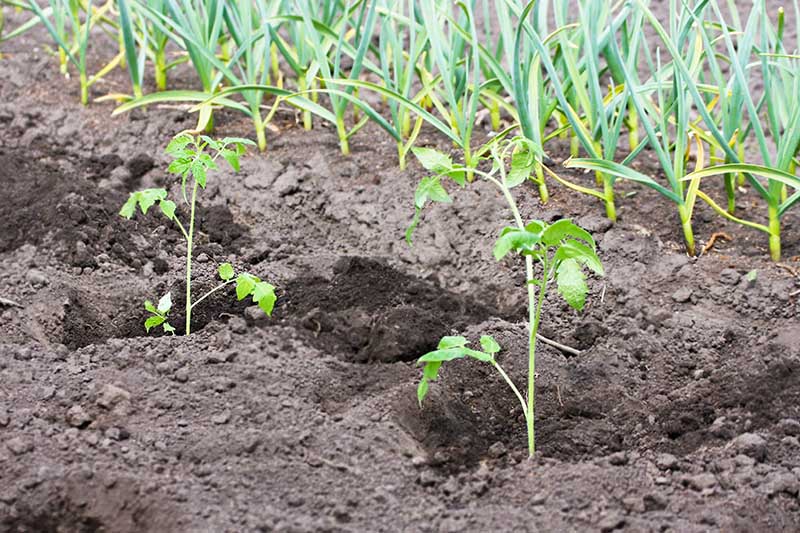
<box><xmin>155</xmin><ymin>47</ymin><xmax>167</xmax><ymax>91</ymax></box>
<box><xmin>527</xmin><ymin>255</ymin><xmax>547</xmax><ymax>458</ymax></box>
<box><xmin>769</xmin><ymin>203</ymin><xmax>781</xmax><ymax>261</ymax></box>
<box><xmin>299</xmin><ymin>73</ymin><xmax>312</xmax><ymax>130</ymax></box>
<box><xmin>535</xmin><ymin>162</ymin><xmax>550</xmax><ymax>204</ymax></box>
<box><xmin>59</xmin><ymin>48</ymin><xmax>68</xmax><ymax>75</ymax></box>
<box><xmin>627</xmin><ymin>102</ymin><xmax>639</xmax><ymax>151</ymax></box>
<box><xmin>172</xmin><ymin>216</ymin><xmax>190</xmax><ymax>241</ymax></box>
<box><xmin>678</xmin><ymin>204</ymin><xmax>696</xmax><ymax>256</ymax></box>
<box><xmin>724</xmin><ymin>171</ymin><xmax>737</xmax><ymax>214</ymax></box>
<box><xmin>490</xmin><ymin>100</ymin><xmax>500</xmax><ymax>131</ymax></box>
<box><xmin>398</xmin><ymin>142</ymin><xmax>407</xmax><ymax>170</ymax></box>
<box><xmin>191</xmin><ymin>279</ymin><xmax>234</xmax><ymax>311</ymax></box>
<box><xmin>493</xmin><ymin>159</ymin><xmax>541</xmax><ymax>457</ymax></box>
<box><xmin>254</xmin><ymin>111</ymin><xmax>267</xmax><ymax>152</ymax></box>
<box><xmin>80</xmin><ymin>71</ymin><xmax>88</xmax><ymax>105</ymax></box>
<box><xmin>492</xmin><ymin>360</ymin><xmax>528</xmax><ymax>418</ymax></box>
<box><xmin>602</xmin><ymin>174</ymin><xmax>617</xmax><ymax>221</ymax></box>
<box><xmin>493</xmin><ymin>155</ymin><xmax>525</xmax><ymax>229</ymax></box>
<box><xmin>336</xmin><ymin>116</ymin><xmax>350</xmax><ymax>155</ymax></box>
<box><xmin>185</xmin><ymin>182</ymin><xmax>199</xmax><ymax>336</ymax></box>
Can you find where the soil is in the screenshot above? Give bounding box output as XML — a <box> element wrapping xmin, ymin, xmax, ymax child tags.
<box><xmin>1</xmin><ymin>4</ymin><xmax>800</xmax><ymax>533</ymax></box>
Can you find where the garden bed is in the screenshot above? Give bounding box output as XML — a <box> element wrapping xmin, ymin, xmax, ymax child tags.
<box><xmin>1</xmin><ymin>8</ymin><xmax>800</xmax><ymax>533</ymax></box>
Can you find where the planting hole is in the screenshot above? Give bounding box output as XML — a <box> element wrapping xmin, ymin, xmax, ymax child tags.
<box><xmin>272</xmin><ymin>256</ymin><xmax>503</xmax><ymax>363</ymax></box>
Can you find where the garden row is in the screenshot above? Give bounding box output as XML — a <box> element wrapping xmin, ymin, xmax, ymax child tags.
<box><xmin>2</xmin><ymin>0</ymin><xmax>799</xmax><ymax>259</ymax></box>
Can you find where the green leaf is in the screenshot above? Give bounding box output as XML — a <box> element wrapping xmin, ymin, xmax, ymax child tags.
<box><xmin>138</xmin><ymin>189</ymin><xmax>168</xmax><ymax>215</ymax></box>
<box><xmin>235</xmin><ymin>273</ymin><xmax>259</xmax><ymax>300</ymax></box>
<box><xmin>220</xmin><ymin>137</ymin><xmax>256</xmax><ymax>148</ymax></box>
<box><xmin>168</xmin><ymin>158</ymin><xmax>192</xmax><ymax>176</ymax></box>
<box><xmin>220</xmin><ymin>149</ymin><xmax>240</xmax><ymax>172</ymax></box>
<box><xmin>543</xmin><ymin>219</ymin><xmax>596</xmax><ymax>249</ymax></box>
<box><xmin>479</xmin><ymin>335</ymin><xmax>501</xmax><ymax>355</ymax></box>
<box><xmin>252</xmin><ymin>282</ymin><xmax>276</xmax><ymax>316</ymax></box>
<box><xmin>191</xmin><ymin>159</ymin><xmax>208</xmax><ymax>188</ymax></box>
<box><xmin>417</xmin><ymin>378</ymin><xmax>430</xmax><ymax>407</ymax></box>
<box><xmin>218</xmin><ymin>263</ymin><xmax>235</xmax><ymax>281</ymax></box>
<box><xmin>414</xmin><ymin>176</ymin><xmax>451</xmax><ymax>209</ymax></box>
<box><xmin>682</xmin><ymin>163</ymin><xmax>800</xmax><ymax>192</ymax></box>
<box><xmin>554</xmin><ymin>240</ymin><xmax>604</xmax><ymax>275</ymax></box>
<box><xmin>418</xmin><ymin>359</ymin><xmax>444</xmax><ymax>407</ymax></box>
<box><xmin>418</xmin><ymin>347</ymin><xmax>470</xmax><ymax>363</ymax></box>
<box><xmin>160</xmin><ymin>200</ymin><xmax>176</xmax><ymax>220</ymax></box>
<box><xmin>121</xmin><ymin>189</ymin><xmax>169</xmax><ymax>219</ymax></box>
<box><xmin>507</xmin><ymin>150</ymin><xmax>533</xmax><ymax>188</ymax></box>
<box><xmin>144</xmin><ymin>300</ymin><xmax>158</xmax><ymax>315</ymax></box>
<box><xmin>445</xmin><ymin>169</ymin><xmax>467</xmax><ymax>187</ymax></box>
<box><xmin>165</xmin><ymin>133</ymin><xmax>194</xmax><ymax>155</ymax></box>
<box><xmin>157</xmin><ymin>292</ymin><xmax>172</xmax><ymax>314</ymax></box>
<box><xmin>438</xmin><ymin>336</ymin><xmax>469</xmax><ymax>350</ymax></box>
<box><xmin>120</xmin><ymin>195</ymin><xmax>137</xmax><ymax>219</ymax></box>
<box><xmin>412</xmin><ymin>147</ymin><xmax>453</xmax><ymax>174</ymax></box>
<box><xmin>557</xmin><ymin>258</ymin><xmax>588</xmax><ymax>311</ymax></box>
<box><xmin>525</xmin><ymin>221</ymin><xmax>547</xmax><ymax>234</ymax></box>
<box><xmin>493</xmin><ymin>227</ymin><xmax>542</xmax><ymax>261</ymax></box>
<box><xmin>422</xmin><ymin>361</ymin><xmax>442</xmax><ymax>381</ymax></box>
<box><xmin>145</xmin><ymin>315</ymin><xmax>165</xmax><ymax>333</ymax></box>
<box><xmin>565</xmin><ymin>158</ymin><xmax>684</xmax><ymax>205</ymax></box>
<box><xmin>745</xmin><ymin>269</ymin><xmax>758</xmax><ymax>282</ymax></box>
<box><xmin>199</xmin><ymin>135</ymin><xmax>220</xmax><ymax>151</ymax></box>
<box><xmin>464</xmin><ymin>349</ymin><xmax>494</xmax><ymax>363</ymax></box>
<box><xmin>162</xmin><ymin>322</ymin><xmax>176</xmax><ymax>335</ymax></box>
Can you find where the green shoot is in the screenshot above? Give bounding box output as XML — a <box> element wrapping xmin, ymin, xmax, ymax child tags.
<box><xmin>566</xmin><ymin>23</ymin><xmax>704</xmax><ymax>255</ymax></box>
<box><xmin>634</xmin><ymin>0</ymin><xmax>800</xmax><ymax>260</ymax></box>
<box><xmin>517</xmin><ymin>0</ymin><xmax>626</xmax><ymax>220</ymax></box>
<box><xmin>144</xmin><ymin>292</ymin><xmax>176</xmax><ymax>334</ymax></box>
<box><xmin>120</xmin><ymin>133</ymin><xmax>276</xmax><ymax>335</ymax></box>
<box><xmin>27</xmin><ymin>0</ymin><xmax>122</xmax><ymax>105</ymax></box>
<box><xmin>374</xmin><ymin>0</ymin><xmax>430</xmax><ymax>169</ymax></box>
<box><xmin>296</xmin><ymin>0</ymin><xmax>378</xmax><ymax>155</ymax></box>
<box><xmin>117</xmin><ymin>0</ymin><xmax>228</xmax><ymax>131</ymax></box>
<box><xmin>116</xmin><ymin>0</ymin><xmax>144</xmax><ymax>98</ymax></box>
<box><xmin>411</xmin><ymin>139</ymin><xmax>602</xmax><ymax>457</ymax></box>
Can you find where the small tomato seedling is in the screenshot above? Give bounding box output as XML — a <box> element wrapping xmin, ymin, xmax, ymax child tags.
<box><xmin>410</xmin><ymin>138</ymin><xmax>603</xmax><ymax>458</ymax></box>
<box><xmin>121</xmin><ymin>132</ymin><xmax>276</xmax><ymax>335</ymax></box>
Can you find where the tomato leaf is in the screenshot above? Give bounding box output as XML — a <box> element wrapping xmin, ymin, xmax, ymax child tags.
<box><xmin>557</xmin><ymin>258</ymin><xmax>588</xmax><ymax>311</ymax></box>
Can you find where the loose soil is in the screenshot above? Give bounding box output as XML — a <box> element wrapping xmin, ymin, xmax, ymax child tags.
<box><xmin>1</xmin><ymin>5</ymin><xmax>800</xmax><ymax>532</ymax></box>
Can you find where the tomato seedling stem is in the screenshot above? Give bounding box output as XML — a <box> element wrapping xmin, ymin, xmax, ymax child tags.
<box><xmin>184</xmin><ymin>181</ymin><xmax>198</xmax><ymax>335</ymax></box>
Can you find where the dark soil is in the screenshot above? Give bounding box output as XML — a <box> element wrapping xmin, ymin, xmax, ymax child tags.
<box><xmin>2</xmin><ymin>5</ymin><xmax>800</xmax><ymax>532</ymax></box>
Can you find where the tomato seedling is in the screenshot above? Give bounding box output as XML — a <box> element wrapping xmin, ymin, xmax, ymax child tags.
<box><xmin>410</xmin><ymin>139</ymin><xmax>603</xmax><ymax>458</ymax></box>
<box><xmin>121</xmin><ymin>133</ymin><xmax>276</xmax><ymax>335</ymax></box>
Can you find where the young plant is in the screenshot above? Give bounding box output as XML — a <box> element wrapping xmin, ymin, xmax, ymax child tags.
<box><xmin>296</xmin><ymin>0</ymin><xmax>379</xmax><ymax>155</ymax></box>
<box><xmin>111</xmin><ymin>0</ymin><xmax>229</xmax><ymax>131</ymax></box>
<box><xmin>410</xmin><ymin>139</ymin><xmax>603</xmax><ymax>457</ymax></box>
<box><xmin>113</xmin><ymin>0</ymin><xmax>172</xmax><ymax>97</ymax></box>
<box><xmin>341</xmin><ymin>1</ymin><xmax>499</xmax><ymax>176</ymax></box>
<box><xmin>144</xmin><ymin>291</ymin><xmax>176</xmax><ymax>334</ymax></box>
<box><xmin>472</xmin><ymin>0</ymin><xmax>560</xmax><ymax>203</ymax></box>
<box><xmin>120</xmin><ymin>133</ymin><xmax>276</xmax><ymax>335</ymax></box>
<box><xmin>633</xmin><ymin>0</ymin><xmax>800</xmax><ymax>260</ymax></box>
<box><xmin>566</xmin><ymin>24</ymin><xmax>707</xmax><ymax>255</ymax></box>
<box><xmin>548</xmin><ymin>0</ymin><xmax>630</xmax><ymax>221</ymax></box>
<box><xmin>27</xmin><ymin>0</ymin><xmax>122</xmax><ymax>104</ymax></box>
<box><xmin>374</xmin><ymin>0</ymin><xmax>430</xmax><ymax>169</ymax></box>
